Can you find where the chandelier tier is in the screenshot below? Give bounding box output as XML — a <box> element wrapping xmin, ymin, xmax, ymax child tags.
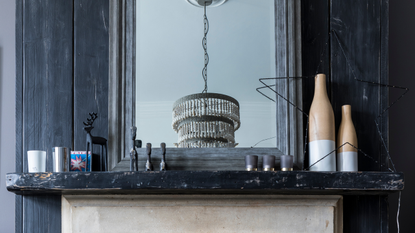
<box><xmin>172</xmin><ymin>93</ymin><xmax>240</xmax><ymax>148</ymax></box>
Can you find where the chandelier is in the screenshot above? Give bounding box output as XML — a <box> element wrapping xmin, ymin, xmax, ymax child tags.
<box><xmin>172</xmin><ymin>0</ymin><xmax>240</xmax><ymax>148</ymax></box>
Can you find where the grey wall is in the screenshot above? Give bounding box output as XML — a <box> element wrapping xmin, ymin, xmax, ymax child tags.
<box><xmin>0</xmin><ymin>0</ymin><xmax>15</xmax><ymax>232</ymax></box>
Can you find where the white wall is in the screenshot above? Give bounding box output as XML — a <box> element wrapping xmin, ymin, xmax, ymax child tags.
<box><xmin>0</xmin><ymin>0</ymin><xmax>16</xmax><ymax>232</ymax></box>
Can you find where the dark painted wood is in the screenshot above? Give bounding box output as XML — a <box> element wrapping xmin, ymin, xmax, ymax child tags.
<box><xmin>379</xmin><ymin>0</ymin><xmax>389</xmax><ymax>170</ymax></box>
<box><xmin>23</xmin><ymin>0</ymin><xmax>74</xmax><ymax>171</ymax></box>
<box><xmin>330</xmin><ymin>0</ymin><xmax>385</xmax><ymax>172</ymax></box>
<box><xmin>23</xmin><ymin>196</ymin><xmax>61</xmax><ymax>233</ymax></box>
<box><xmin>301</xmin><ymin>0</ymin><xmax>330</xmax><ymax>168</ymax></box>
<box><xmin>343</xmin><ymin>195</ymin><xmax>389</xmax><ymax>233</ymax></box>
<box><xmin>330</xmin><ymin>2</ymin><xmax>389</xmax><ymax>231</ymax></box>
<box><xmin>18</xmin><ymin>0</ymin><xmax>74</xmax><ymax>232</ymax></box>
<box><xmin>113</xmin><ymin>147</ymin><xmax>284</xmax><ymax>171</ymax></box>
<box><xmin>6</xmin><ymin>171</ymin><xmax>404</xmax><ymax>195</ymax></box>
<box><xmin>73</xmin><ymin>0</ymin><xmax>109</xmax><ymax>151</ymax></box>
<box><xmin>301</xmin><ymin>1</ymin><xmax>391</xmax><ymax>232</ymax></box>
<box><xmin>15</xmin><ymin>1</ymin><xmax>23</xmax><ymax>232</ymax></box>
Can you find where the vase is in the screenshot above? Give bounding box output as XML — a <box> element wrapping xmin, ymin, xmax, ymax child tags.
<box><xmin>308</xmin><ymin>73</ymin><xmax>336</xmax><ymax>171</ymax></box>
<box><xmin>337</xmin><ymin>105</ymin><xmax>358</xmax><ymax>171</ymax></box>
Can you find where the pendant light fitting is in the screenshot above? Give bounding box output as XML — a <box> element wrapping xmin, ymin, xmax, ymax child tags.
<box><xmin>186</xmin><ymin>0</ymin><xmax>227</xmax><ymax>8</ymax></box>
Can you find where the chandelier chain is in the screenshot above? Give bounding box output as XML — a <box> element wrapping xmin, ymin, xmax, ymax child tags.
<box><xmin>202</xmin><ymin>4</ymin><xmax>209</xmax><ymax>93</ymax></box>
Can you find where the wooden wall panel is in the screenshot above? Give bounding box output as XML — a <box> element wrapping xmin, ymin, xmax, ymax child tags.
<box><xmin>15</xmin><ymin>1</ymin><xmax>23</xmax><ymax>232</ymax></box>
<box><xmin>302</xmin><ymin>1</ymin><xmax>390</xmax><ymax>232</ymax></box>
<box><xmin>330</xmin><ymin>0</ymin><xmax>385</xmax><ymax>171</ymax></box>
<box><xmin>343</xmin><ymin>195</ymin><xmax>388</xmax><ymax>233</ymax></box>
<box><xmin>22</xmin><ymin>0</ymin><xmax>74</xmax><ymax>173</ymax></box>
<box><xmin>301</xmin><ymin>0</ymin><xmax>330</xmax><ymax>167</ymax></box>
<box><xmin>73</xmin><ymin>0</ymin><xmax>109</xmax><ymax>151</ymax></box>
<box><xmin>17</xmin><ymin>0</ymin><xmax>74</xmax><ymax>232</ymax></box>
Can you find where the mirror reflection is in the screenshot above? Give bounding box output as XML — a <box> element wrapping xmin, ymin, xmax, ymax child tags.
<box><xmin>136</xmin><ymin>0</ymin><xmax>276</xmax><ymax>148</ymax></box>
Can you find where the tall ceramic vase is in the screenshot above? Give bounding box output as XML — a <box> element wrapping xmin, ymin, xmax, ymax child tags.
<box><xmin>337</xmin><ymin>105</ymin><xmax>358</xmax><ymax>171</ymax></box>
<box><xmin>308</xmin><ymin>74</ymin><xmax>336</xmax><ymax>171</ymax></box>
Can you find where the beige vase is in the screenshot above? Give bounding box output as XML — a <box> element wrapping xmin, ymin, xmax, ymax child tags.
<box><xmin>308</xmin><ymin>73</ymin><xmax>336</xmax><ymax>171</ymax></box>
<box><xmin>337</xmin><ymin>105</ymin><xmax>358</xmax><ymax>171</ymax></box>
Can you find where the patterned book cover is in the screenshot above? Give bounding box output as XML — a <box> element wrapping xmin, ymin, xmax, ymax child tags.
<box><xmin>70</xmin><ymin>151</ymin><xmax>92</xmax><ymax>172</ymax></box>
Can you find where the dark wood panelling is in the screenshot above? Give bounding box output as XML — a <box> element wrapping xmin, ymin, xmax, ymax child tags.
<box><xmin>15</xmin><ymin>1</ymin><xmax>23</xmax><ymax>232</ymax></box>
<box><xmin>73</xmin><ymin>0</ymin><xmax>109</xmax><ymax>151</ymax></box>
<box><xmin>301</xmin><ymin>0</ymin><xmax>330</xmax><ymax>168</ymax></box>
<box><xmin>330</xmin><ymin>0</ymin><xmax>384</xmax><ymax>172</ymax></box>
<box><xmin>23</xmin><ymin>196</ymin><xmax>61</xmax><ymax>233</ymax></box>
<box><xmin>302</xmin><ymin>1</ymin><xmax>390</xmax><ymax>232</ymax></box>
<box><xmin>18</xmin><ymin>0</ymin><xmax>74</xmax><ymax>232</ymax></box>
<box><xmin>343</xmin><ymin>195</ymin><xmax>388</xmax><ymax>233</ymax></box>
<box><xmin>23</xmin><ymin>0</ymin><xmax>74</xmax><ymax>171</ymax></box>
<box><xmin>379</xmin><ymin>0</ymin><xmax>389</xmax><ymax>170</ymax></box>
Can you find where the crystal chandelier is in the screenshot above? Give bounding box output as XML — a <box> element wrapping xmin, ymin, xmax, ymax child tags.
<box><xmin>172</xmin><ymin>0</ymin><xmax>240</xmax><ymax>148</ymax></box>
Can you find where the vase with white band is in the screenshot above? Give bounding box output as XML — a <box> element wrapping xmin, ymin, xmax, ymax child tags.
<box><xmin>337</xmin><ymin>104</ymin><xmax>358</xmax><ymax>171</ymax></box>
<box><xmin>308</xmin><ymin>73</ymin><xmax>336</xmax><ymax>171</ymax></box>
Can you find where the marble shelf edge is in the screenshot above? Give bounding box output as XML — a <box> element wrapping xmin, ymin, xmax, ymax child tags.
<box><xmin>6</xmin><ymin>171</ymin><xmax>404</xmax><ymax>195</ymax></box>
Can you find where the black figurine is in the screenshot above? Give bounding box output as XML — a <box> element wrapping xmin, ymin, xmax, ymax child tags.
<box><xmin>83</xmin><ymin>112</ymin><xmax>108</xmax><ymax>171</ymax></box>
<box><xmin>160</xmin><ymin>142</ymin><xmax>167</xmax><ymax>171</ymax></box>
<box><xmin>130</xmin><ymin>126</ymin><xmax>138</xmax><ymax>171</ymax></box>
<box><xmin>145</xmin><ymin>143</ymin><xmax>153</xmax><ymax>171</ymax></box>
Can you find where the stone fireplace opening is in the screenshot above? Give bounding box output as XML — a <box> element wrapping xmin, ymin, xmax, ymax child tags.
<box><xmin>62</xmin><ymin>195</ymin><xmax>343</xmax><ymax>233</ymax></box>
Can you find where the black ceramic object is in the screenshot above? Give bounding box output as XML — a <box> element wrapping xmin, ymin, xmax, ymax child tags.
<box><xmin>245</xmin><ymin>155</ymin><xmax>258</xmax><ymax>171</ymax></box>
<box><xmin>83</xmin><ymin>112</ymin><xmax>108</xmax><ymax>171</ymax></box>
<box><xmin>262</xmin><ymin>155</ymin><xmax>275</xmax><ymax>171</ymax></box>
<box><xmin>160</xmin><ymin>142</ymin><xmax>167</xmax><ymax>171</ymax></box>
<box><xmin>280</xmin><ymin>155</ymin><xmax>294</xmax><ymax>171</ymax></box>
<box><xmin>145</xmin><ymin>143</ymin><xmax>153</xmax><ymax>171</ymax></box>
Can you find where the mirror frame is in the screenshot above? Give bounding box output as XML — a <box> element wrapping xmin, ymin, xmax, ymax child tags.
<box><xmin>108</xmin><ymin>0</ymin><xmax>304</xmax><ymax>171</ymax></box>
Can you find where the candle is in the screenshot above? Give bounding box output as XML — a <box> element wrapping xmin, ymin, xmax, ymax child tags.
<box><xmin>245</xmin><ymin>155</ymin><xmax>258</xmax><ymax>171</ymax></box>
<box><xmin>280</xmin><ymin>155</ymin><xmax>293</xmax><ymax>171</ymax></box>
<box><xmin>262</xmin><ymin>155</ymin><xmax>275</xmax><ymax>171</ymax></box>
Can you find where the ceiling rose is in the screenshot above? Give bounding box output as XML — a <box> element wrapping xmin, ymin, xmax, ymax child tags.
<box><xmin>186</xmin><ymin>0</ymin><xmax>227</xmax><ymax>8</ymax></box>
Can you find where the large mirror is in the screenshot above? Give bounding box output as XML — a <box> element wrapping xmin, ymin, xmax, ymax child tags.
<box><xmin>136</xmin><ymin>0</ymin><xmax>277</xmax><ymax>148</ymax></box>
<box><xmin>109</xmin><ymin>0</ymin><xmax>303</xmax><ymax>170</ymax></box>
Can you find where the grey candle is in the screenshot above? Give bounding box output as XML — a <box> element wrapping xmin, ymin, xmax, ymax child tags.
<box><xmin>262</xmin><ymin>155</ymin><xmax>275</xmax><ymax>171</ymax></box>
<box><xmin>280</xmin><ymin>155</ymin><xmax>293</xmax><ymax>171</ymax></box>
<box><xmin>245</xmin><ymin>155</ymin><xmax>258</xmax><ymax>171</ymax></box>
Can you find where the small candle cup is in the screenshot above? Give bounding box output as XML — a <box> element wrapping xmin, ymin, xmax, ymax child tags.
<box><xmin>27</xmin><ymin>150</ymin><xmax>47</xmax><ymax>173</ymax></box>
<box><xmin>262</xmin><ymin>155</ymin><xmax>275</xmax><ymax>171</ymax></box>
<box><xmin>280</xmin><ymin>155</ymin><xmax>294</xmax><ymax>171</ymax></box>
<box><xmin>245</xmin><ymin>155</ymin><xmax>258</xmax><ymax>171</ymax></box>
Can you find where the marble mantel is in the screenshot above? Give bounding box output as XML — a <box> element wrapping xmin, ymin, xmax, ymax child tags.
<box><xmin>6</xmin><ymin>171</ymin><xmax>404</xmax><ymax>195</ymax></box>
<box><xmin>7</xmin><ymin>171</ymin><xmax>403</xmax><ymax>232</ymax></box>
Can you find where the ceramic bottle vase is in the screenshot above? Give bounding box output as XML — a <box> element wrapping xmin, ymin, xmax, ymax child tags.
<box><xmin>337</xmin><ymin>105</ymin><xmax>358</xmax><ymax>171</ymax></box>
<box><xmin>308</xmin><ymin>74</ymin><xmax>336</xmax><ymax>171</ymax></box>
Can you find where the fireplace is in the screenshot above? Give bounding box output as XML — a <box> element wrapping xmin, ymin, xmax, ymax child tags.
<box><xmin>62</xmin><ymin>195</ymin><xmax>342</xmax><ymax>233</ymax></box>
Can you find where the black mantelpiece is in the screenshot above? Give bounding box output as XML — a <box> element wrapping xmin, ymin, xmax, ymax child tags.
<box><xmin>7</xmin><ymin>171</ymin><xmax>404</xmax><ymax>196</ymax></box>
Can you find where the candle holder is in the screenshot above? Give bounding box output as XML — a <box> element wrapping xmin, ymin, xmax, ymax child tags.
<box><xmin>280</xmin><ymin>155</ymin><xmax>293</xmax><ymax>171</ymax></box>
<box><xmin>262</xmin><ymin>155</ymin><xmax>275</xmax><ymax>171</ymax></box>
<box><xmin>245</xmin><ymin>155</ymin><xmax>258</xmax><ymax>171</ymax></box>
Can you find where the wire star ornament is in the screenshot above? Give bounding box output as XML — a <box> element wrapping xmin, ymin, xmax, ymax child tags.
<box><xmin>256</xmin><ymin>30</ymin><xmax>409</xmax><ymax>172</ymax></box>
